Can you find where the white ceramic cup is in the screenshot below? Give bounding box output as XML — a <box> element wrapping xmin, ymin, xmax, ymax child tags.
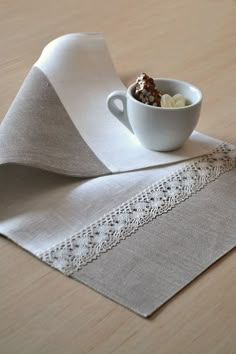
<box><xmin>107</xmin><ymin>78</ymin><xmax>203</xmax><ymax>151</ymax></box>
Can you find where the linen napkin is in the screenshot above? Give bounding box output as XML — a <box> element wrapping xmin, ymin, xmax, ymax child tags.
<box><xmin>1</xmin><ymin>33</ymin><xmax>235</xmax><ymax>317</ymax></box>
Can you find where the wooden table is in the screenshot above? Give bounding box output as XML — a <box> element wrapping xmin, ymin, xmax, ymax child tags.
<box><xmin>0</xmin><ymin>1</ymin><xmax>235</xmax><ymax>353</ymax></box>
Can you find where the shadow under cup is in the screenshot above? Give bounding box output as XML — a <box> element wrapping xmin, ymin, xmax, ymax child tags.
<box><xmin>128</xmin><ymin>78</ymin><xmax>203</xmax><ymax>151</ymax></box>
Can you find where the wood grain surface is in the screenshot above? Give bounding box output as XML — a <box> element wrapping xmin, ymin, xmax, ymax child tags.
<box><xmin>0</xmin><ymin>1</ymin><xmax>235</xmax><ymax>353</ymax></box>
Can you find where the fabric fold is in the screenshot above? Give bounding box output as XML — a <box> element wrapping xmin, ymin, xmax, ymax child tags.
<box><xmin>0</xmin><ymin>66</ymin><xmax>109</xmax><ymax>177</ymax></box>
<box><xmin>0</xmin><ymin>33</ymin><xmax>224</xmax><ymax>177</ymax></box>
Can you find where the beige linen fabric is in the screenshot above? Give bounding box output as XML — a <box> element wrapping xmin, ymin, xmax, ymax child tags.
<box><xmin>76</xmin><ymin>169</ymin><xmax>236</xmax><ymax>316</ymax></box>
<box><xmin>0</xmin><ymin>34</ymin><xmax>235</xmax><ymax>317</ymax></box>
<box><xmin>0</xmin><ymin>66</ymin><xmax>109</xmax><ymax>177</ymax></box>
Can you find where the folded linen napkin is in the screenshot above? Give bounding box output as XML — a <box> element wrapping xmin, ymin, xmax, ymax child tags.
<box><xmin>1</xmin><ymin>33</ymin><xmax>235</xmax><ymax>317</ymax></box>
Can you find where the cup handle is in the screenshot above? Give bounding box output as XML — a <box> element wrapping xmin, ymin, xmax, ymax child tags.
<box><xmin>106</xmin><ymin>90</ymin><xmax>133</xmax><ymax>133</ymax></box>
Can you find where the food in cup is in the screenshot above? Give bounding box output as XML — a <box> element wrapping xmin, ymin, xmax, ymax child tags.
<box><xmin>161</xmin><ymin>93</ymin><xmax>186</xmax><ymax>108</ymax></box>
<box><xmin>135</xmin><ymin>73</ymin><xmax>162</xmax><ymax>107</ymax></box>
<box><xmin>135</xmin><ymin>73</ymin><xmax>187</xmax><ymax>108</ymax></box>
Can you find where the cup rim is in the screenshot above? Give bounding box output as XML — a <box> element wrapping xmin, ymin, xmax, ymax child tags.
<box><xmin>127</xmin><ymin>77</ymin><xmax>203</xmax><ymax>110</ymax></box>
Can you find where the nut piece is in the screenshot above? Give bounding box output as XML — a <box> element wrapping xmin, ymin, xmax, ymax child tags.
<box><xmin>173</xmin><ymin>94</ymin><xmax>186</xmax><ymax>107</ymax></box>
<box><xmin>161</xmin><ymin>93</ymin><xmax>187</xmax><ymax>108</ymax></box>
<box><xmin>161</xmin><ymin>94</ymin><xmax>176</xmax><ymax>108</ymax></box>
<box><xmin>135</xmin><ymin>73</ymin><xmax>162</xmax><ymax>107</ymax></box>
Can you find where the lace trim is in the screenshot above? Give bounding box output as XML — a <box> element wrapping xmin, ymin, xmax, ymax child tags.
<box><xmin>39</xmin><ymin>143</ymin><xmax>236</xmax><ymax>275</ymax></box>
